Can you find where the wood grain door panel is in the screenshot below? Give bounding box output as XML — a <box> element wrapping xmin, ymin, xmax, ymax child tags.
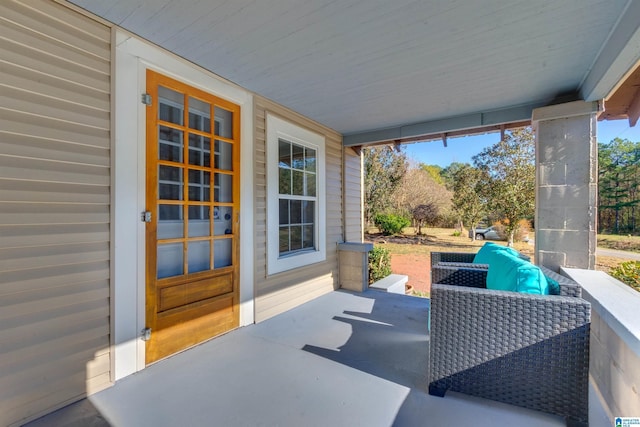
<box><xmin>145</xmin><ymin>70</ymin><xmax>240</xmax><ymax>364</ymax></box>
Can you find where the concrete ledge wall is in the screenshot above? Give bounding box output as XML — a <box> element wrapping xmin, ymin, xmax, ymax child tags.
<box><xmin>369</xmin><ymin>274</ymin><xmax>408</xmax><ymax>294</ymax></box>
<box><xmin>562</xmin><ymin>268</ymin><xmax>640</xmax><ymax>418</ymax></box>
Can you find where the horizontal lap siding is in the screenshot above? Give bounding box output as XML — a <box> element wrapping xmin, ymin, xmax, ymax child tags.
<box><xmin>0</xmin><ymin>1</ymin><xmax>111</xmax><ymax>426</ymax></box>
<box><xmin>254</xmin><ymin>97</ymin><xmax>342</xmax><ymax>322</ymax></box>
<box><xmin>343</xmin><ymin>147</ymin><xmax>363</xmax><ymax>242</ymax></box>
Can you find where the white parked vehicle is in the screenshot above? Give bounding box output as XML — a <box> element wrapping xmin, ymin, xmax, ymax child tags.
<box><xmin>470</xmin><ymin>225</ymin><xmax>530</xmax><ymax>242</ymax></box>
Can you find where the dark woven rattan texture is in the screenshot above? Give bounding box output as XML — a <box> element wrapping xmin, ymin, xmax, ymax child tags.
<box><xmin>430</xmin><ymin>252</ymin><xmax>582</xmax><ymax>298</ymax></box>
<box><xmin>428</xmin><ymin>251</ymin><xmax>591</xmax><ymax>426</ymax></box>
<box><xmin>430</xmin><ymin>252</ymin><xmax>477</xmax><ymax>267</ymax></box>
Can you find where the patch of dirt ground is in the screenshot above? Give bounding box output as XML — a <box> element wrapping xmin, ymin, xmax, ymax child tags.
<box><xmin>390</xmin><ymin>253</ymin><xmax>431</xmax><ymax>295</ymax></box>
<box><xmin>368</xmin><ymin>227</ymin><xmax>637</xmax><ymax>297</ymax></box>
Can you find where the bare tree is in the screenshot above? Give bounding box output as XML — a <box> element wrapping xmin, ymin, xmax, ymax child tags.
<box><xmin>392</xmin><ymin>166</ymin><xmax>453</xmax><ymax>222</ymax></box>
<box><xmin>412</xmin><ymin>203</ymin><xmax>439</xmax><ymax>235</ymax></box>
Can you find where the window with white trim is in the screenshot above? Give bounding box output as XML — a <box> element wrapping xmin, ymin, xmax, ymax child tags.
<box><xmin>267</xmin><ymin>114</ymin><xmax>325</xmax><ymax>275</ymax></box>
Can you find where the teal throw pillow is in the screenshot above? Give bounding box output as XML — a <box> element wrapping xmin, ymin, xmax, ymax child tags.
<box><xmin>473</xmin><ymin>242</ymin><xmax>520</xmax><ymax>264</ymax></box>
<box><xmin>545</xmin><ymin>275</ymin><xmax>561</xmax><ymax>295</ymax></box>
<box><xmin>486</xmin><ymin>251</ymin><xmax>549</xmax><ymax>295</ymax></box>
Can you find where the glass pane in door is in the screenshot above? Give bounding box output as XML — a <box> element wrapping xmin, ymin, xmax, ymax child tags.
<box><xmin>214</xmin><ymin>207</ymin><xmax>233</xmax><ymax>236</ymax></box>
<box><xmin>214</xmin><ymin>107</ymin><xmax>233</xmax><ymax>138</ymax></box>
<box><xmin>189</xmin><ymin>134</ymin><xmax>211</xmax><ymax>167</ymax></box>
<box><xmin>158</xmin><ymin>204</ymin><xmax>183</xmax><ymax>239</ymax></box>
<box><xmin>157</xmin><ymin>243</ymin><xmax>184</xmax><ymax>279</ymax></box>
<box><xmin>188</xmin><ymin>206</ymin><xmax>210</xmax><ymax>238</ymax></box>
<box><xmin>159</xmin><ymin>127</ymin><xmax>183</xmax><ymax>162</ymax></box>
<box><xmin>159</xmin><ymin>166</ymin><xmax>183</xmax><ymax>200</ymax></box>
<box><xmin>214</xmin><ymin>238</ymin><xmax>232</xmax><ymax>269</ymax></box>
<box><xmin>188</xmin><ymin>241</ymin><xmax>210</xmax><ymax>274</ymax></box>
<box><xmin>158</xmin><ymin>86</ymin><xmax>184</xmax><ymax>125</ymax></box>
<box><xmin>214</xmin><ymin>173</ymin><xmax>233</xmax><ymax>203</ymax></box>
<box><xmin>189</xmin><ymin>97</ymin><xmax>211</xmax><ymax>132</ymax></box>
<box><xmin>214</xmin><ymin>140</ymin><xmax>233</xmax><ymax>170</ymax></box>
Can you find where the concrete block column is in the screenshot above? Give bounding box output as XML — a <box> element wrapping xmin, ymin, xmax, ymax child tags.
<box><xmin>532</xmin><ymin>100</ymin><xmax>602</xmax><ymax>270</ymax></box>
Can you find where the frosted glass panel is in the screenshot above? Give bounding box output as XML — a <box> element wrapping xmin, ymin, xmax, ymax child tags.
<box><xmin>157</xmin><ymin>243</ymin><xmax>183</xmax><ymax>279</ymax></box>
<box><xmin>188</xmin><ymin>97</ymin><xmax>211</xmax><ymax>132</ymax></box>
<box><xmin>214</xmin><ymin>239</ymin><xmax>232</xmax><ymax>269</ymax></box>
<box><xmin>158</xmin><ymin>86</ymin><xmax>183</xmax><ymax>125</ymax></box>
<box><xmin>214</xmin><ymin>173</ymin><xmax>233</xmax><ymax>203</ymax></box>
<box><xmin>214</xmin><ymin>107</ymin><xmax>233</xmax><ymax>138</ymax></box>
<box><xmin>188</xmin><ymin>206</ymin><xmax>210</xmax><ymax>237</ymax></box>
<box><xmin>189</xmin><ymin>219</ymin><xmax>210</xmax><ymax>238</ymax></box>
<box><xmin>159</xmin><ymin>126</ymin><xmax>183</xmax><ymax>162</ymax></box>
<box><xmin>189</xmin><ymin>134</ymin><xmax>210</xmax><ymax>167</ymax></box>
<box><xmin>159</xmin><ymin>166</ymin><xmax>183</xmax><ymax>200</ymax></box>
<box><xmin>158</xmin><ymin>204</ymin><xmax>183</xmax><ymax>239</ymax></box>
<box><xmin>188</xmin><ymin>170</ymin><xmax>210</xmax><ymax>202</ymax></box>
<box><xmin>214</xmin><ymin>140</ymin><xmax>233</xmax><ymax>170</ymax></box>
<box><xmin>188</xmin><ymin>241</ymin><xmax>210</xmax><ymax>274</ymax></box>
<box><xmin>214</xmin><ymin>206</ymin><xmax>233</xmax><ymax>236</ymax></box>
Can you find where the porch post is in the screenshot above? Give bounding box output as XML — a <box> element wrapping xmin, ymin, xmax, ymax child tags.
<box><xmin>531</xmin><ymin>100</ymin><xmax>602</xmax><ymax>270</ymax></box>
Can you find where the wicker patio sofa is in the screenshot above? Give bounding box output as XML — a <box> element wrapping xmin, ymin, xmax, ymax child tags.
<box><xmin>428</xmin><ymin>251</ymin><xmax>590</xmax><ymax>427</ymax></box>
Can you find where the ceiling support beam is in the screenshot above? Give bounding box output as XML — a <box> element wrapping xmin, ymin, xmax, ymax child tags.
<box><xmin>343</xmin><ymin>101</ymin><xmax>547</xmax><ymax>146</ymax></box>
<box><xmin>580</xmin><ymin>0</ymin><xmax>640</xmax><ymax>101</ymax></box>
<box><xmin>628</xmin><ymin>89</ymin><xmax>640</xmax><ymax>126</ymax></box>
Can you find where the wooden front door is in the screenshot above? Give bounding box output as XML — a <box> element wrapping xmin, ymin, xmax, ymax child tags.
<box><xmin>145</xmin><ymin>70</ymin><xmax>240</xmax><ymax>364</ymax></box>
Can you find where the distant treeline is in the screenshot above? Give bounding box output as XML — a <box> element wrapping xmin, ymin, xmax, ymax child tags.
<box><xmin>598</xmin><ymin>138</ymin><xmax>640</xmax><ymax>235</ymax></box>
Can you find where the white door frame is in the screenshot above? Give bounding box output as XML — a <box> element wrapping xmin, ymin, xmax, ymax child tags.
<box><xmin>112</xmin><ymin>28</ymin><xmax>254</xmax><ymax>380</ymax></box>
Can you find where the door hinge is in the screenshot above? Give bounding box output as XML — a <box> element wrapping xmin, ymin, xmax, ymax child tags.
<box><xmin>141</xmin><ymin>211</ymin><xmax>152</xmax><ymax>223</ymax></box>
<box><xmin>141</xmin><ymin>93</ymin><xmax>152</xmax><ymax>106</ymax></box>
<box><xmin>141</xmin><ymin>328</ymin><xmax>152</xmax><ymax>341</ymax></box>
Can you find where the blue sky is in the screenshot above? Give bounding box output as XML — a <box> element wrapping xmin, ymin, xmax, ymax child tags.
<box><xmin>404</xmin><ymin>120</ymin><xmax>640</xmax><ymax>167</ymax></box>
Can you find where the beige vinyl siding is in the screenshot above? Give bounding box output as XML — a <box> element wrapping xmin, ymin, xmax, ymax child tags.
<box><xmin>0</xmin><ymin>1</ymin><xmax>111</xmax><ymax>426</ymax></box>
<box><xmin>343</xmin><ymin>147</ymin><xmax>364</xmax><ymax>242</ymax></box>
<box><xmin>254</xmin><ymin>96</ymin><xmax>343</xmax><ymax>322</ymax></box>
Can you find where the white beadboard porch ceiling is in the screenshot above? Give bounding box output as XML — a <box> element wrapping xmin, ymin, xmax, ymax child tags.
<box><xmin>70</xmin><ymin>0</ymin><xmax>639</xmax><ymax>141</ymax></box>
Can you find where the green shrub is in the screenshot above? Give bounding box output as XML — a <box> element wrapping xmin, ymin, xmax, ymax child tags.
<box><xmin>452</xmin><ymin>230</ymin><xmax>462</xmax><ymax>237</ymax></box>
<box><xmin>374</xmin><ymin>214</ymin><xmax>410</xmax><ymax>235</ymax></box>
<box><xmin>369</xmin><ymin>246</ymin><xmax>392</xmax><ymax>284</ymax></box>
<box><xmin>610</xmin><ymin>261</ymin><xmax>640</xmax><ymax>292</ymax></box>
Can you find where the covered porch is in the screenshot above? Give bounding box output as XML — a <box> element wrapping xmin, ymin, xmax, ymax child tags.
<box><xmin>27</xmin><ymin>289</ymin><xmax>611</xmax><ymax>427</ymax></box>
<box><xmin>2</xmin><ymin>0</ymin><xmax>640</xmax><ymax>425</ymax></box>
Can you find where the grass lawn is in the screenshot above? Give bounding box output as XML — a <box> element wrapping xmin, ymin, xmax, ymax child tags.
<box><xmin>597</xmin><ymin>233</ymin><xmax>640</xmax><ymax>253</ymax></box>
<box><xmin>369</xmin><ymin>227</ymin><xmax>532</xmax><ymax>255</ymax></box>
<box><xmin>369</xmin><ymin>227</ymin><xmax>630</xmax><ymax>275</ymax></box>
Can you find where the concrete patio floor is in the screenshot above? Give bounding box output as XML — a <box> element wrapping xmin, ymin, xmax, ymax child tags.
<box><xmin>26</xmin><ymin>290</ymin><xmax>611</xmax><ymax>427</ymax></box>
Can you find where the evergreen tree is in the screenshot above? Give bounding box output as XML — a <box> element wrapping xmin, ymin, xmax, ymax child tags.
<box><xmin>598</xmin><ymin>138</ymin><xmax>640</xmax><ymax>234</ymax></box>
<box><xmin>451</xmin><ymin>164</ymin><xmax>486</xmax><ymax>240</ymax></box>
